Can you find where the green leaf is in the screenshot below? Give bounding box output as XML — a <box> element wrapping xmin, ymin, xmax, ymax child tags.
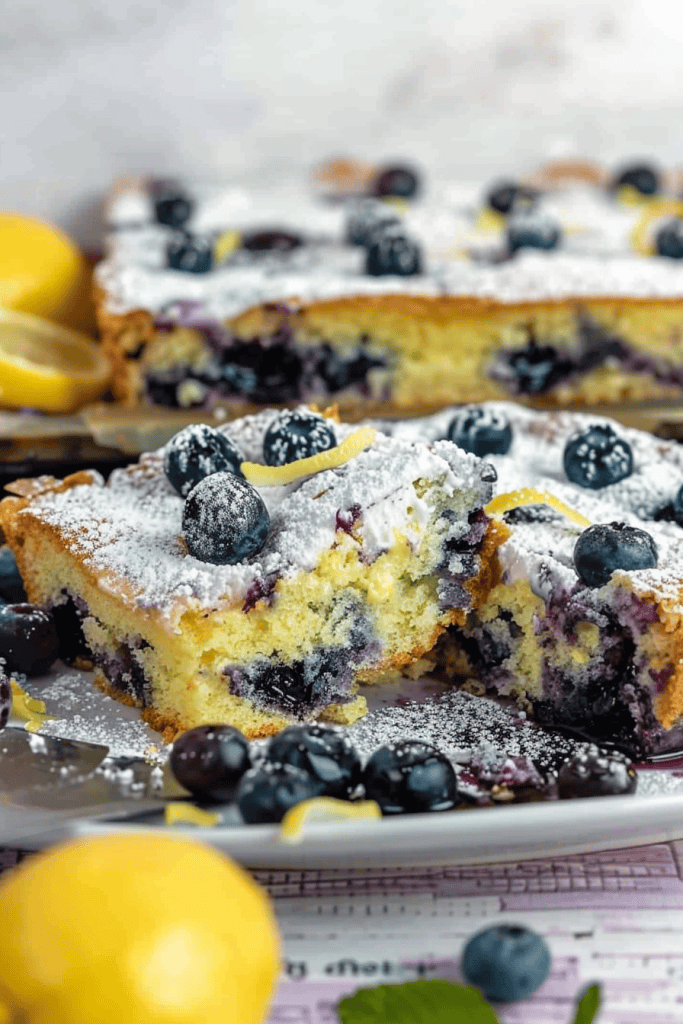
<box><xmin>571</xmin><ymin>983</ymin><xmax>601</xmax><ymax>1024</ymax></box>
<box><xmin>337</xmin><ymin>980</ymin><xmax>500</xmax><ymax>1024</ymax></box>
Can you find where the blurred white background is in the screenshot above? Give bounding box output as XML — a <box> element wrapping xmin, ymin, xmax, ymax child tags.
<box><xmin>2</xmin><ymin>0</ymin><xmax>683</xmax><ymax>244</ymax></box>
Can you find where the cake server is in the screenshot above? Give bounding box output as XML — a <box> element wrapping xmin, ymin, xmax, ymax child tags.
<box><xmin>0</xmin><ymin>741</ymin><xmax>188</xmax><ymax>846</ymax></box>
<box><xmin>0</xmin><ymin>728</ymin><xmax>109</xmax><ymax>792</ymax></box>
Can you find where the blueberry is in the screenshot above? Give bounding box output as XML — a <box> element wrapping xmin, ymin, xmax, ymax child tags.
<box><xmin>0</xmin><ymin>548</ymin><xmax>26</xmax><ymax>604</ymax></box>
<box><xmin>265</xmin><ymin>724</ymin><xmax>362</xmax><ymax>799</ymax></box>
<box><xmin>167</xmin><ymin>233</ymin><xmax>213</xmax><ymax>273</ymax></box>
<box><xmin>507</xmin><ymin>211</ymin><xmax>561</xmax><ymax>254</ymax></box>
<box><xmin>254</xmin><ymin>663</ymin><xmax>317</xmax><ymax>713</ymax></box>
<box><xmin>241</xmin><ymin>230</ymin><xmax>303</xmax><ymax>252</ymax></box>
<box><xmin>153</xmin><ymin>185</ymin><xmax>193</xmax><ymax>228</ymax></box>
<box><xmin>365</xmin><ymin>232</ymin><xmax>422</xmax><ymax>276</ymax></box>
<box><xmin>613</xmin><ymin>163</ymin><xmax>659</xmax><ymax>196</ymax></box>
<box><xmin>0</xmin><ymin>604</ymin><xmax>59</xmax><ymax>676</ymax></box>
<box><xmin>486</xmin><ymin>181</ymin><xmax>538</xmax><ymax>216</ymax></box>
<box><xmin>317</xmin><ymin>345</ymin><xmax>386</xmax><ymax>393</ymax></box>
<box><xmin>507</xmin><ymin>341</ymin><xmax>569</xmax><ymax>395</ymax></box>
<box><xmin>462</xmin><ymin>924</ymin><xmax>551</xmax><ymax>1002</ymax></box>
<box><xmin>182</xmin><ymin>472</ymin><xmax>270</xmax><ymax>565</ymax></box>
<box><xmin>573</xmin><ymin>522</ymin><xmax>658</xmax><ymax>588</ymax></box>
<box><xmin>655</xmin><ymin>219</ymin><xmax>683</xmax><ymax>259</ymax></box>
<box><xmin>363</xmin><ymin>741</ymin><xmax>459</xmax><ymax>814</ymax></box>
<box><xmin>370</xmin><ymin>165</ymin><xmax>420</xmax><ymax>199</ymax></box>
<box><xmin>345</xmin><ymin>200</ymin><xmax>401</xmax><ymax>246</ymax></box>
<box><xmin>447</xmin><ymin>406</ymin><xmax>513</xmax><ymax>457</ymax></box>
<box><xmin>563</xmin><ymin>424</ymin><xmax>633</xmax><ymax>489</ymax></box>
<box><xmin>557</xmin><ymin>744</ymin><xmax>637</xmax><ymax>799</ymax></box>
<box><xmin>263</xmin><ymin>410</ymin><xmax>336</xmax><ymax>466</ymax></box>
<box><xmin>170</xmin><ymin>724</ymin><xmax>251</xmax><ymax>802</ymax></box>
<box><xmin>164</xmin><ymin>423</ymin><xmax>243</xmax><ymax>497</ymax></box>
<box><xmin>236</xmin><ymin>761</ymin><xmax>326</xmax><ymax>823</ymax></box>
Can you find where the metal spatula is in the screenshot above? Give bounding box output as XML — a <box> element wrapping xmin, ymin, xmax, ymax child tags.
<box><xmin>0</xmin><ymin>728</ymin><xmax>109</xmax><ymax>791</ymax></box>
<box><xmin>0</xmin><ymin>731</ymin><xmax>187</xmax><ymax>846</ymax></box>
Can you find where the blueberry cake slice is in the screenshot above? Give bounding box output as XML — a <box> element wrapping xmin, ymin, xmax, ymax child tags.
<box><xmin>0</xmin><ymin>408</ymin><xmax>501</xmax><ymax>739</ymax></box>
<box><xmin>377</xmin><ymin>402</ymin><xmax>683</xmax><ymax>758</ymax></box>
<box><xmin>97</xmin><ymin>176</ymin><xmax>683</xmax><ymax>414</ymax></box>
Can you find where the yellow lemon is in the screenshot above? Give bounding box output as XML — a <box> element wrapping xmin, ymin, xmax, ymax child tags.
<box><xmin>0</xmin><ymin>308</ymin><xmax>110</xmax><ymax>413</ymax></box>
<box><xmin>0</xmin><ymin>213</ymin><xmax>96</xmax><ymax>335</ymax></box>
<box><xmin>0</xmin><ymin>833</ymin><xmax>280</xmax><ymax>1024</ymax></box>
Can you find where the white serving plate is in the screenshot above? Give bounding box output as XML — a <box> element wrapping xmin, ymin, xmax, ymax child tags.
<box><xmin>7</xmin><ymin>666</ymin><xmax>683</xmax><ymax>868</ymax></box>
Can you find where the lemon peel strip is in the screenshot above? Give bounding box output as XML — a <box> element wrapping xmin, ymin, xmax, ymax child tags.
<box><xmin>10</xmin><ymin>679</ymin><xmax>56</xmax><ymax>732</ymax></box>
<box><xmin>213</xmin><ymin>229</ymin><xmax>241</xmax><ymax>263</ymax></box>
<box><xmin>485</xmin><ymin>488</ymin><xmax>591</xmax><ymax>528</ymax></box>
<box><xmin>164</xmin><ymin>803</ymin><xmax>221</xmax><ymax>827</ymax></box>
<box><xmin>241</xmin><ymin>426</ymin><xmax>376</xmax><ymax>487</ymax></box>
<box><xmin>630</xmin><ymin>198</ymin><xmax>683</xmax><ymax>256</ymax></box>
<box><xmin>617</xmin><ymin>184</ymin><xmax>657</xmax><ymax>207</ymax></box>
<box><xmin>279</xmin><ymin>797</ymin><xmax>382</xmax><ymax>843</ymax></box>
<box><xmin>475</xmin><ymin>207</ymin><xmax>505</xmax><ymax>234</ymax></box>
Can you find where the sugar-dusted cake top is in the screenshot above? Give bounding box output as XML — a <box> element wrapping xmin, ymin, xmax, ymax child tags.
<box><xmin>17</xmin><ymin>408</ymin><xmax>493</xmax><ymax>623</ymax></box>
<box><xmin>97</xmin><ymin>177</ymin><xmax>683</xmax><ymax>320</ymax></box>
<box><xmin>373</xmin><ymin>402</ymin><xmax>683</xmax><ymax>610</ymax></box>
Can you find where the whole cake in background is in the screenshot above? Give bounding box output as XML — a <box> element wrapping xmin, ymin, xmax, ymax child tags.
<box><xmin>3</xmin><ymin>399</ymin><xmax>683</xmax><ymax>760</ymax></box>
<box><xmin>96</xmin><ymin>157</ymin><xmax>683</xmax><ymax>415</ymax></box>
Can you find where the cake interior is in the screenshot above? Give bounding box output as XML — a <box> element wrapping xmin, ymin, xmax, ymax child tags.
<box><xmin>2</xmin><ymin>441</ymin><xmax>500</xmax><ymax>741</ymax></box>
<box><xmin>105</xmin><ymin>296</ymin><xmax>683</xmax><ymax>411</ymax></box>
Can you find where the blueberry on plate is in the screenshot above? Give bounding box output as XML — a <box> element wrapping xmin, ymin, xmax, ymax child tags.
<box><xmin>170</xmin><ymin>724</ymin><xmax>251</xmax><ymax>802</ymax></box>
<box><xmin>263</xmin><ymin>410</ymin><xmax>336</xmax><ymax>466</ymax></box>
<box><xmin>265</xmin><ymin>724</ymin><xmax>362</xmax><ymax>799</ymax></box>
<box><xmin>462</xmin><ymin>924</ymin><xmax>551</xmax><ymax>1002</ymax></box>
<box><xmin>365</xmin><ymin>232</ymin><xmax>422</xmax><ymax>276</ymax></box>
<box><xmin>370</xmin><ymin>165</ymin><xmax>420</xmax><ymax>199</ymax></box>
<box><xmin>0</xmin><ymin>604</ymin><xmax>59</xmax><ymax>676</ymax></box>
<box><xmin>446</xmin><ymin>406</ymin><xmax>513</xmax><ymax>457</ymax></box>
<box><xmin>182</xmin><ymin>472</ymin><xmax>270</xmax><ymax>565</ymax></box>
<box><xmin>0</xmin><ymin>547</ymin><xmax>26</xmax><ymax>604</ymax></box>
<box><xmin>612</xmin><ymin>163</ymin><xmax>660</xmax><ymax>196</ymax></box>
<box><xmin>655</xmin><ymin>219</ymin><xmax>683</xmax><ymax>259</ymax></box>
<box><xmin>573</xmin><ymin>522</ymin><xmax>658</xmax><ymax>589</ymax></box>
<box><xmin>0</xmin><ymin>671</ymin><xmax>11</xmax><ymax>730</ymax></box>
<box><xmin>241</xmin><ymin>229</ymin><xmax>303</xmax><ymax>252</ymax></box>
<box><xmin>164</xmin><ymin>423</ymin><xmax>243</xmax><ymax>497</ymax></box>
<box><xmin>507</xmin><ymin>211</ymin><xmax>561</xmax><ymax>254</ymax></box>
<box><xmin>345</xmin><ymin>200</ymin><xmax>401</xmax><ymax>246</ymax></box>
<box><xmin>557</xmin><ymin>744</ymin><xmax>637</xmax><ymax>799</ymax></box>
<box><xmin>153</xmin><ymin>185</ymin><xmax>193</xmax><ymax>228</ymax></box>
<box><xmin>485</xmin><ymin>181</ymin><xmax>538</xmax><ymax>216</ymax></box>
<box><xmin>167</xmin><ymin>232</ymin><xmax>213</xmax><ymax>273</ymax></box>
<box><xmin>363</xmin><ymin>741</ymin><xmax>459</xmax><ymax>814</ymax></box>
<box><xmin>563</xmin><ymin>424</ymin><xmax>633</xmax><ymax>489</ymax></box>
<box><xmin>237</xmin><ymin>761</ymin><xmax>326</xmax><ymax>824</ymax></box>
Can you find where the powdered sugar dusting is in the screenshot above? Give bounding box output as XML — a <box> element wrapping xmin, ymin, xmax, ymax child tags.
<box><xmin>374</xmin><ymin>401</ymin><xmax>683</xmax><ymax>609</ymax></box>
<box><xmin>99</xmin><ymin>177</ymin><xmax>683</xmax><ymax>320</ymax></box>
<box><xmin>33</xmin><ymin>669</ymin><xmax>164</xmax><ymax>760</ymax></box>
<box><xmin>350</xmin><ymin>687</ymin><xmax>586</xmax><ymax>772</ymax></box>
<box><xmin>19</xmin><ymin>411</ymin><xmax>492</xmax><ymax>619</ymax></box>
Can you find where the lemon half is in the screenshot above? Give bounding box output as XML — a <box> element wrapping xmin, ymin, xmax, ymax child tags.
<box><xmin>0</xmin><ymin>308</ymin><xmax>110</xmax><ymax>412</ymax></box>
<box><xmin>0</xmin><ymin>212</ymin><xmax>96</xmax><ymax>334</ymax></box>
